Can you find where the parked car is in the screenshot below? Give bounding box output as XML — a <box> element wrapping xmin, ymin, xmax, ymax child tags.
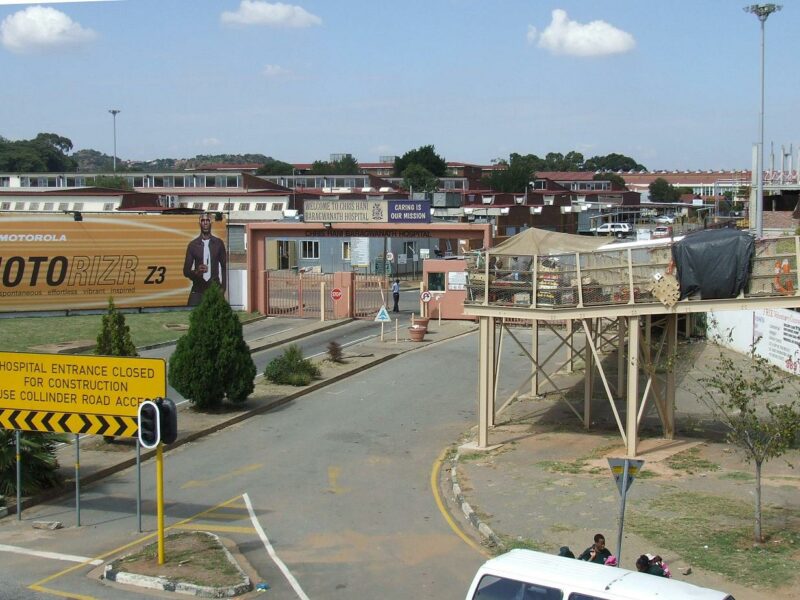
<box><xmin>652</xmin><ymin>225</ymin><xmax>673</xmax><ymax>238</ymax></box>
<box><xmin>654</xmin><ymin>214</ymin><xmax>676</xmax><ymax>224</ymax></box>
<box><xmin>591</xmin><ymin>223</ymin><xmax>632</xmax><ymax>238</ymax></box>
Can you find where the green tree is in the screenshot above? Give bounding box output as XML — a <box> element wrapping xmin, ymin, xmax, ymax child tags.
<box><xmin>584</xmin><ymin>153</ymin><xmax>646</xmax><ymax>172</ymax></box>
<box><xmin>648</xmin><ymin>177</ymin><xmax>681</xmax><ymax>202</ymax></box>
<box><xmin>394</xmin><ymin>145</ymin><xmax>447</xmax><ymax>177</ymax></box>
<box><xmin>0</xmin><ymin>431</ymin><xmax>66</xmax><ymax>496</ymax></box>
<box><xmin>168</xmin><ymin>285</ymin><xmax>256</xmax><ymax>409</ymax></box>
<box><xmin>256</xmin><ymin>158</ymin><xmax>295</xmax><ymax>176</ymax></box>
<box><xmin>96</xmin><ymin>298</ymin><xmax>138</xmax><ymax>357</ymax></box>
<box><xmin>401</xmin><ymin>164</ymin><xmax>439</xmax><ymax>192</ymax></box>
<box><xmin>309</xmin><ymin>155</ymin><xmax>360</xmax><ymax>175</ymax></box>
<box><xmin>73</xmin><ymin>149</ymin><xmax>114</xmax><ymax>172</ymax></box>
<box><xmin>0</xmin><ymin>133</ymin><xmax>76</xmax><ymax>172</ymax></box>
<box><xmin>481</xmin><ymin>153</ymin><xmax>540</xmax><ymax>192</ymax></box>
<box><xmin>593</xmin><ymin>172</ymin><xmax>627</xmax><ymax>187</ymax></box>
<box><xmin>91</xmin><ymin>175</ymin><xmax>133</xmax><ymax>190</ymax></box>
<box><xmin>697</xmin><ymin>338</ymin><xmax>800</xmax><ymax>543</ymax></box>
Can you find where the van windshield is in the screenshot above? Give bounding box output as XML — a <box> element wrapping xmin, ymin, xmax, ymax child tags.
<box><xmin>474</xmin><ymin>575</ymin><xmax>563</xmax><ymax>599</ymax></box>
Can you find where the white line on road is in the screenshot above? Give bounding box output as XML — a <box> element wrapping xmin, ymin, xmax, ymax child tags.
<box><xmin>0</xmin><ymin>544</ymin><xmax>103</xmax><ymax>566</ymax></box>
<box><xmin>242</xmin><ymin>492</ymin><xmax>310</xmax><ymax>600</ymax></box>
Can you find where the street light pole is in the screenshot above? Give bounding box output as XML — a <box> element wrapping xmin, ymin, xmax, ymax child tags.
<box><xmin>108</xmin><ymin>109</ymin><xmax>120</xmax><ymax>172</ymax></box>
<box><xmin>744</xmin><ymin>3</ymin><xmax>781</xmax><ymax>238</ymax></box>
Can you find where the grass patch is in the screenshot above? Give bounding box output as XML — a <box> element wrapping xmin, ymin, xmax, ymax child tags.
<box><xmin>111</xmin><ymin>531</ymin><xmax>242</xmax><ymax>588</ymax></box>
<box><xmin>720</xmin><ymin>471</ymin><xmax>756</xmax><ymax>481</ymax></box>
<box><xmin>628</xmin><ymin>491</ymin><xmax>800</xmax><ymax>587</ymax></box>
<box><xmin>0</xmin><ymin>311</ymin><xmax>260</xmax><ymax>352</ymax></box>
<box><xmin>460</xmin><ymin>452</ymin><xmax>490</xmax><ymax>462</ymax></box>
<box><xmin>536</xmin><ymin>459</ymin><xmax>587</xmax><ymax>474</ymax></box>
<box><xmin>665</xmin><ymin>447</ymin><xmax>720</xmax><ymax>474</ymax></box>
<box><xmin>496</xmin><ymin>534</ymin><xmax>547</xmax><ymax>555</ymax></box>
<box><xmin>634</xmin><ymin>469</ymin><xmax>657</xmax><ymax>479</ymax></box>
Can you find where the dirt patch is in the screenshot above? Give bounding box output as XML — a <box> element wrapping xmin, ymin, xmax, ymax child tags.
<box><xmin>108</xmin><ymin>531</ymin><xmax>245</xmax><ymax>589</ymax></box>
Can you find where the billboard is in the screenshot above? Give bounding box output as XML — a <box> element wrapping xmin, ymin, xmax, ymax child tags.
<box><xmin>0</xmin><ymin>213</ymin><xmax>227</xmax><ymax>312</ymax></box>
<box><xmin>303</xmin><ymin>199</ymin><xmax>431</xmax><ymax>224</ymax></box>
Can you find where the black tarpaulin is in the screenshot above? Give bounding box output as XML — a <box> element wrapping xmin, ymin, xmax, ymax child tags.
<box><xmin>671</xmin><ymin>229</ymin><xmax>754</xmax><ymax>299</ymax></box>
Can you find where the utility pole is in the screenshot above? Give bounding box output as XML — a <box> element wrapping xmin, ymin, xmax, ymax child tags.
<box><xmin>108</xmin><ymin>109</ymin><xmax>121</xmax><ymax>172</ymax></box>
<box><xmin>744</xmin><ymin>4</ymin><xmax>781</xmax><ymax>237</ymax></box>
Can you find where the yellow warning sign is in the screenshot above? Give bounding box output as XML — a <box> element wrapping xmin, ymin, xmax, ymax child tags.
<box><xmin>0</xmin><ymin>409</ymin><xmax>138</xmax><ymax>437</ymax></box>
<box><xmin>0</xmin><ymin>351</ymin><xmax>166</xmax><ymax>419</ymax></box>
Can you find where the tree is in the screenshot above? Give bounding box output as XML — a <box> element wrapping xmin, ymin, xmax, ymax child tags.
<box><xmin>648</xmin><ymin>177</ymin><xmax>681</xmax><ymax>202</ymax></box>
<box><xmin>73</xmin><ymin>149</ymin><xmax>114</xmax><ymax>172</ymax></box>
<box><xmin>96</xmin><ymin>298</ymin><xmax>138</xmax><ymax>357</ymax></box>
<box><xmin>594</xmin><ymin>172</ymin><xmax>627</xmax><ymax>187</ymax></box>
<box><xmin>584</xmin><ymin>153</ymin><xmax>646</xmax><ymax>172</ymax></box>
<box><xmin>0</xmin><ymin>431</ymin><xmax>66</xmax><ymax>496</ymax></box>
<box><xmin>0</xmin><ymin>133</ymin><xmax>76</xmax><ymax>172</ymax></box>
<box><xmin>256</xmin><ymin>158</ymin><xmax>295</xmax><ymax>176</ymax></box>
<box><xmin>401</xmin><ymin>164</ymin><xmax>439</xmax><ymax>192</ymax></box>
<box><xmin>91</xmin><ymin>175</ymin><xmax>133</xmax><ymax>190</ymax></box>
<box><xmin>168</xmin><ymin>285</ymin><xmax>256</xmax><ymax>409</ymax></box>
<box><xmin>394</xmin><ymin>145</ymin><xmax>447</xmax><ymax>177</ymax></box>
<box><xmin>697</xmin><ymin>337</ymin><xmax>800</xmax><ymax>543</ymax></box>
<box><xmin>481</xmin><ymin>153</ymin><xmax>540</xmax><ymax>192</ymax></box>
<box><xmin>309</xmin><ymin>155</ymin><xmax>360</xmax><ymax>175</ymax></box>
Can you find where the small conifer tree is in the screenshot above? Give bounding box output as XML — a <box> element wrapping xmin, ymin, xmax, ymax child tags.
<box><xmin>168</xmin><ymin>284</ymin><xmax>255</xmax><ymax>409</ymax></box>
<box><xmin>96</xmin><ymin>298</ymin><xmax>138</xmax><ymax>357</ymax></box>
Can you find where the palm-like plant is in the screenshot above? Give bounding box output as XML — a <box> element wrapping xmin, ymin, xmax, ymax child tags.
<box><xmin>0</xmin><ymin>430</ymin><xmax>67</xmax><ymax>496</ymax></box>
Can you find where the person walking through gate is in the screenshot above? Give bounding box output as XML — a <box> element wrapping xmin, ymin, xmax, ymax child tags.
<box><xmin>391</xmin><ymin>278</ymin><xmax>400</xmax><ymax>312</ymax></box>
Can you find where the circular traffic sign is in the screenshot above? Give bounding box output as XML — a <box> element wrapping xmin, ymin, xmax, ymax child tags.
<box><xmin>420</xmin><ymin>290</ymin><xmax>432</xmax><ymax>303</ymax></box>
<box><xmin>331</xmin><ymin>287</ymin><xmax>343</xmax><ymax>301</ymax></box>
<box><xmin>386</xmin><ymin>252</ymin><xmax>394</xmax><ymax>262</ymax></box>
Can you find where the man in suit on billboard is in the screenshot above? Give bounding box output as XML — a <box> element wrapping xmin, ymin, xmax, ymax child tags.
<box><xmin>183</xmin><ymin>212</ymin><xmax>227</xmax><ymax>306</ymax></box>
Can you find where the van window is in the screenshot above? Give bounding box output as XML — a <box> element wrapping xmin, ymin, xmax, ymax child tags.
<box><xmin>474</xmin><ymin>575</ymin><xmax>563</xmax><ymax>600</ymax></box>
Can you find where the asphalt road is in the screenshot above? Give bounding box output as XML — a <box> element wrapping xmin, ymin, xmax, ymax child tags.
<box><xmin>0</xmin><ymin>324</ymin><xmax>562</xmax><ymax>599</ymax></box>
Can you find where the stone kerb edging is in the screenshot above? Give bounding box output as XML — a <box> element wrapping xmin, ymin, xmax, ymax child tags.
<box><xmin>448</xmin><ymin>452</ymin><xmax>503</xmax><ymax>550</ymax></box>
<box><xmin>103</xmin><ymin>531</ymin><xmax>252</xmax><ymax>597</ymax></box>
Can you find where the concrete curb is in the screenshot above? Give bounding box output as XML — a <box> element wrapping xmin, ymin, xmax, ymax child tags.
<box><xmin>103</xmin><ymin>531</ymin><xmax>252</xmax><ymax>597</ymax></box>
<box><xmin>449</xmin><ymin>453</ymin><xmax>503</xmax><ymax>550</ymax></box>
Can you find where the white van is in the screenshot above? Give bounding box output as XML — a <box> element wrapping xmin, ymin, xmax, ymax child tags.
<box><xmin>465</xmin><ymin>549</ymin><xmax>734</xmax><ymax>600</ymax></box>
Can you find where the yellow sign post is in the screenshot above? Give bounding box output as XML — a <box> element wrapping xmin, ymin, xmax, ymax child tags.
<box><xmin>0</xmin><ymin>351</ymin><xmax>166</xmax><ymax>437</ymax></box>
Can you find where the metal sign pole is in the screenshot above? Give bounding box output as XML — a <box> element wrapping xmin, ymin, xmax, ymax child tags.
<box><xmin>75</xmin><ymin>433</ymin><xmax>80</xmax><ymax>527</ymax></box>
<box><xmin>136</xmin><ymin>440</ymin><xmax>142</xmax><ymax>533</ymax></box>
<box><xmin>15</xmin><ymin>431</ymin><xmax>21</xmax><ymax>521</ymax></box>
<box><xmin>156</xmin><ymin>444</ymin><xmax>165</xmax><ymax>565</ymax></box>
<box><xmin>615</xmin><ymin>459</ymin><xmax>630</xmax><ymax>565</ymax></box>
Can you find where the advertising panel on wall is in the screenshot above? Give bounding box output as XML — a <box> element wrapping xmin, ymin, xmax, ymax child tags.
<box><xmin>753</xmin><ymin>308</ymin><xmax>800</xmax><ymax>375</ymax></box>
<box><xmin>0</xmin><ymin>213</ymin><xmax>227</xmax><ymax>312</ymax></box>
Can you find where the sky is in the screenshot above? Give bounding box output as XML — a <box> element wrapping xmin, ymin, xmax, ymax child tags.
<box><xmin>0</xmin><ymin>0</ymin><xmax>798</xmax><ymax>171</ymax></box>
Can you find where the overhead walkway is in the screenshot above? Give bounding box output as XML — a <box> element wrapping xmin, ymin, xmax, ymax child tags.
<box><xmin>463</xmin><ymin>230</ymin><xmax>800</xmax><ymax>457</ymax></box>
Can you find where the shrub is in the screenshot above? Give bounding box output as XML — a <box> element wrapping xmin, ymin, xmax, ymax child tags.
<box><xmin>96</xmin><ymin>298</ymin><xmax>138</xmax><ymax>357</ymax></box>
<box><xmin>168</xmin><ymin>284</ymin><xmax>256</xmax><ymax>409</ymax></box>
<box><xmin>265</xmin><ymin>344</ymin><xmax>320</xmax><ymax>386</ymax></box>
<box><xmin>327</xmin><ymin>340</ymin><xmax>344</xmax><ymax>363</ymax></box>
<box><xmin>0</xmin><ymin>431</ymin><xmax>67</xmax><ymax>496</ymax></box>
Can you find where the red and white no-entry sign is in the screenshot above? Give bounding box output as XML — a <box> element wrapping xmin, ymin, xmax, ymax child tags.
<box><xmin>331</xmin><ymin>287</ymin><xmax>343</xmax><ymax>301</ymax></box>
<box><xmin>420</xmin><ymin>290</ymin><xmax>432</xmax><ymax>303</ymax></box>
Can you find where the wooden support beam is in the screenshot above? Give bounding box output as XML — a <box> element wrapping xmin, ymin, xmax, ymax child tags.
<box><xmin>584</xmin><ymin>318</ymin><xmax>593</xmax><ymax>429</ymax></box>
<box><xmin>665</xmin><ymin>313</ymin><xmax>677</xmax><ymax>439</ymax></box>
<box><xmin>478</xmin><ymin>316</ymin><xmax>490</xmax><ymax>448</ymax></box>
<box><xmin>627</xmin><ymin>316</ymin><xmax>640</xmax><ymax>457</ymax></box>
<box><xmin>532</xmin><ymin>319</ymin><xmax>539</xmax><ymax>396</ymax></box>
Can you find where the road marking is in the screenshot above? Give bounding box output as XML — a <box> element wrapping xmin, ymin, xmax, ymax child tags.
<box><xmin>0</xmin><ymin>544</ymin><xmax>103</xmax><ymax>566</ymax></box>
<box><xmin>181</xmin><ymin>463</ymin><xmax>263</xmax><ymax>489</ymax></box>
<box><xmin>243</xmin><ymin>492</ymin><xmax>310</xmax><ymax>600</ymax></box>
<box><xmin>172</xmin><ymin>523</ymin><xmax>254</xmax><ymax>534</ymax></box>
<box><xmin>308</xmin><ymin>334</ymin><xmax>376</xmax><ymax>358</ymax></box>
<box><xmin>326</xmin><ymin>465</ymin><xmax>349</xmax><ymax>494</ymax></box>
<box><xmin>29</xmin><ymin>493</ymin><xmax>244</xmax><ymax>597</ymax></box>
<box><xmin>430</xmin><ymin>448</ymin><xmax>487</xmax><ymax>555</ymax></box>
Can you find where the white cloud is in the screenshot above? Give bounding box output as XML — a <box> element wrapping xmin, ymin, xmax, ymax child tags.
<box><xmin>263</xmin><ymin>63</ymin><xmax>291</xmax><ymax>78</ymax></box>
<box><xmin>0</xmin><ymin>1</ymin><xmax>113</xmax><ymax>5</ymax></box>
<box><xmin>221</xmin><ymin>1</ymin><xmax>322</xmax><ymax>28</ymax></box>
<box><xmin>1</xmin><ymin>6</ymin><xmax>96</xmax><ymax>54</ymax></box>
<box><xmin>201</xmin><ymin>137</ymin><xmax>221</xmax><ymax>147</ymax></box>
<box><xmin>527</xmin><ymin>9</ymin><xmax>635</xmax><ymax>57</ymax></box>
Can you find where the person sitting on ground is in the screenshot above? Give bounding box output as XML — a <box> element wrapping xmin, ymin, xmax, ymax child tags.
<box><xmin>557</xmin><ymin>546</ymin><xmax>575</xmax><ymax>558</ymax></box>
<box><xmin>636</xmin><ymin>554</ymin><xmax>666</xmax><ymax>576</ymax></box>
<box><xmin>646</xmin><ymin>554</ymin><xmax>671</xmax><ymax>578</ymax></box>
<box><xmin>577</xmin><ymin>533</ymin><xmax>612</xmax><ymax>564</ymax></box>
